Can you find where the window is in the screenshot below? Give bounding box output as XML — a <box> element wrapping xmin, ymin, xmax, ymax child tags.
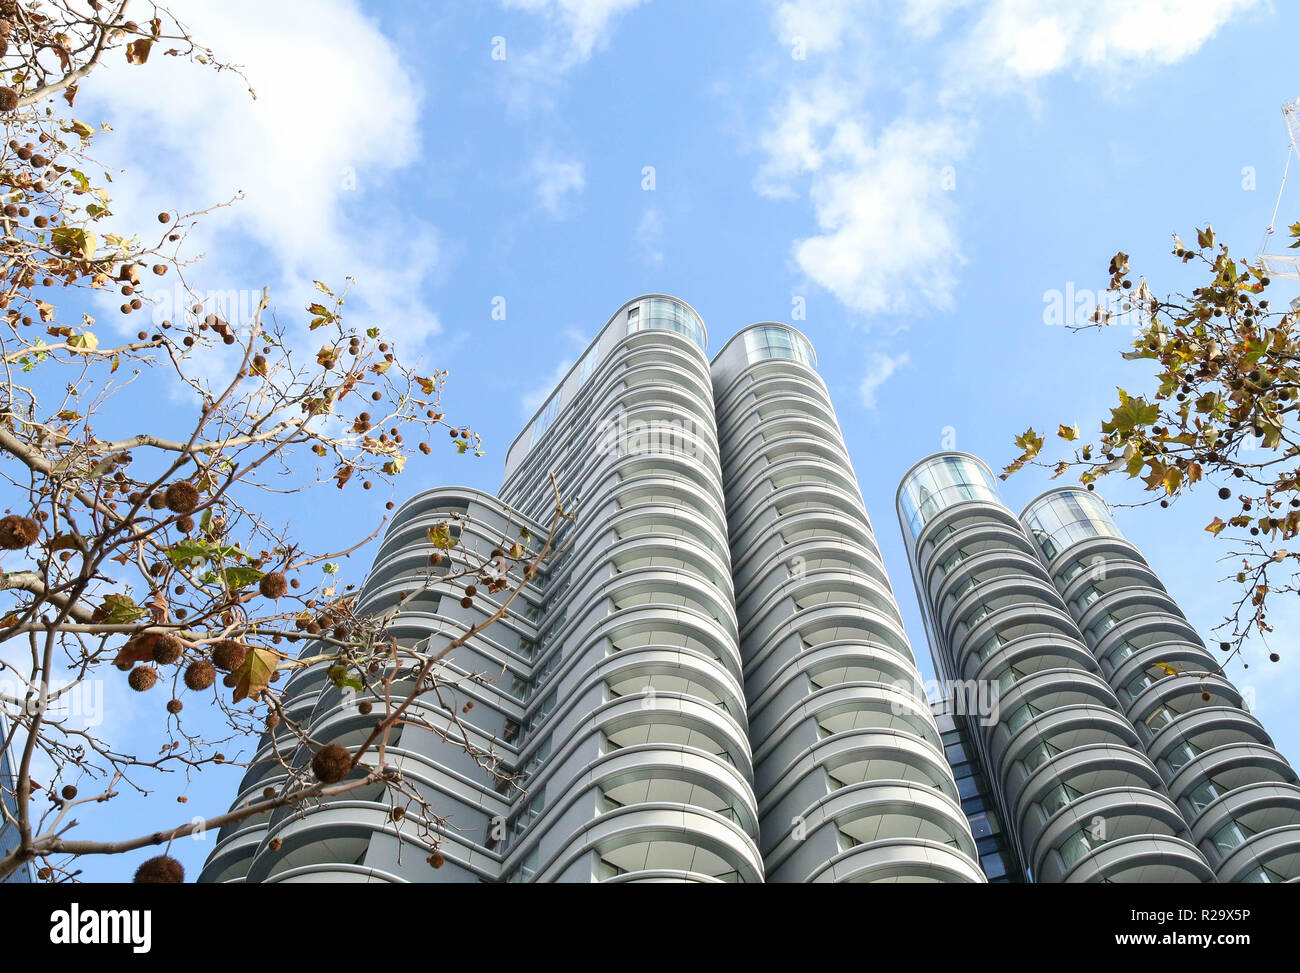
<box><xmin>530</xmin><ymin>394</ymin><xmax>561</xmax><ymax>447</ymax></box>
<box><xmin>1022</xmin><ymin>490</ymin><xmax>1123</xmax><ymax>562</ymax></box>
<box><xmin>1040</xmin><ymin>781</ymin><xmax>1081</xmax><ymax>817</ymax></box>
<box><xmin>899</xmin><ymin>455</ymin><xmax>1002</xmax><ymax>538</ymax></box>
<box><xmin>968</xmin><ymin>812</ymin><xmax>994</xmax><ymax>838</ymax></box>
<box><xmin>1023</xmin><ymin>740</ymin><xmax>1062</xmax><ymax>773</ymax></box>
<box><xmin>1057</xmin><ymin>827</ymin><xmax>1100</xmax><ymax>869</ymax></box>
<box><xmin>508</xmin><ymin>846</ymin><xmax>539</xmax><ymax>883</ymax></box>
<box><xmin>626</xmin><ymin>298</ymin><xmax>705</xmax><ymax>348</ymax></box>
<box><xmin>1006</xmin><ymin>701</ymin><xmax>1042</xmax><ymax>734</ymax></box>
<box><xmin>1209</xmin><ymin>819</ymin><xmax>1254</xmax><ymax>856</ymax></box>
<box><xmin>742</xmin><ymin>325</ymin><xmax>815</xmax><ymax>367</ymax></box>
<box><xmin>1165</xmin><ymin>741</ymin><xmax>1201</xmax><ymax>773</ymax></box>
<box><xmin>981</xmin><ymin>851</ymin><xmax>1008</xmax><ymax>881</ymax></box>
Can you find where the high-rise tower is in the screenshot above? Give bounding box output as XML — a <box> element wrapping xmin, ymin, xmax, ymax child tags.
<box><xmin>200</xmin><ymin>297</ymin><xmax>981</xmax><ymax>883</ymax></box>
<box><xmin>898</xmin><ymin>452</ymin><xmax>1300</xmax><ymax>883</ymax></box>
<box><xmin>1021</xmin><ymin>487</ymin><xmax>1300</xmax><ymax>882</ymax></box>
<box><xmin>712</xmin><ymin>326</ymin><xmax>980</xmax><ymax>882</ymax></box>
<box><xmin>898</xmin><ymin>453</ymin><xmax>1216</xmax><ymax>882</ymax></box>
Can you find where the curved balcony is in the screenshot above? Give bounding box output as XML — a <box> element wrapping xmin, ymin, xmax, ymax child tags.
<box><xmin>545</xmin><ymin>803</ymin><xmax>765</xmax><ymax>883</ymax></box>
<box><xmin>771</xmin><ymin>780</ymin><xmax>981</xmax><ymax>882</ymax></box>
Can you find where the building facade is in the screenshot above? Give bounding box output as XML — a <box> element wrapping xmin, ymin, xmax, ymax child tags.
<box><xmin>200</xmin><ymin>296</ymin><xmax>982</xmax><ymax>883</ymax></box>
<box><xmin>1</xmin><ymin>713</ymin><xmax>31</xmax><ymax>883</ymax></box>
<box><xmin>1021</xmin><ymin>487</ymin><xmax>1300</xmax><ymax>882</ymax></box>
<box><xmin>898</xmin><ymin>452</ymin><xmax>1300</xmax><ymax>882</ymax></box>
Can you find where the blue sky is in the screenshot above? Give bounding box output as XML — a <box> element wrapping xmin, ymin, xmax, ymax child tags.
<box><xmin>8</xmin><ymin>0</ymin><xmax>1300</xmax><ymax>881</ymax></box>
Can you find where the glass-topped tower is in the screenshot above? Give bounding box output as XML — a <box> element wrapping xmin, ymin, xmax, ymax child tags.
<box><xmin>713</xmin><ymin>326</ymin><xmax>981</xmax><ymax>882</ymax></box>
<box><xmin>898</xmin><ymin>452</ymin><xmax>1300</xmax><ymax>882</ymax></box>
<box><xmin>1021</xmin><ymin>487</ymin><xmax>1300</xmax><ymax>882</ymax></box>
<box><xmin>898</xmin><ymin>453</ymin><xmax>1215</xmax><ymax>882</ymax></box>
<box><xmin>200</xmin><ymin>298</ymin><xmax>982</xmax><ymax>883</ymax></box>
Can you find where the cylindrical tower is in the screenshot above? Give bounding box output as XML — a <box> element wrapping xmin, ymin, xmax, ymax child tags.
<box><xmin>897</xmin><ymin>453</ymin><xmax>1214</xmax><ymax>882</ymax></box>
<box><xmin>201</xmin><ymin>296</ymin><xmax>763</xmax><ymax>884</ymax></box>
<box><xmin>199</xmin><ymin>486</ymin><xmax>549</xmax><ymax>884</ymax></box>
<box><xmin>495</xmin><ymin>296</ymin><xmax>762</xmax><ymax>883</ymax></box>
<box><xmin>712</xmin><ymin>326</ymin><xmax>983</xmax><ymax>883</ymax></box>
<box><xmin>1021</xmin><ymin>487</ymin><xmax>1300</xmax><ymax>882</ymax></box>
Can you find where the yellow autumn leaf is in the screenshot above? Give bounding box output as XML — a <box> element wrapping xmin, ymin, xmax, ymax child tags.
<box><xmin>232</xmin><ymin>648</ymin><xmax>279</xmax><ymax>704</ymax></box>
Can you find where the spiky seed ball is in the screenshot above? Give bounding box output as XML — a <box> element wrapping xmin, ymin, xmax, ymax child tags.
<box><xmin>133</xmin><ymin>855</ymin><xmax>184</xmax><ymax>884</ymax></box>
<box><xmin>151</xmin><ymin>634</ymin><xmax>182</xmax><ymax>666</ymax></box>
<box><xmin>211</xmin><ymin>640</ymin><xmax>246</xmax><ymax>672</ymax></box>
<box><xmin>259</xmin><ymin>572</ymin><xmax>287</xmax><ymax>599</ymax></box>
<box><xmin>128</xmin><ymin>666</ymin><xmax>158</xmax><ymax>692</ymax></box>
<box><xmin>265</xmin><ymin>713</ymin><xmax>280</xmax><ymax>730</ymax></box>
<box><xmin>157</xmin><ymin>212</ymin><xmax>171</xmax><ymax>224</ymax></box>
<box><xmin>311</xmin><ymin>743</ymin><xmax>351</xmax><ymax>783</ymax></box>
<box><xmin>222</xmin><ymin>673</ymin><xmax>237</xmax><ymax>688</ymax></box>
<box><xmin>0</xmin><ymin>87</ymin><xmax>18</xmax><ymax>112</ymax></box>
<box><xmin>0</xmin><ymin>514</ymin><xmax>39</xmax><ymax>549</ymax></box>
<box><xmin>164</xmin><ymin>481</ymin><xmax>199</xmax><ymax>513</ymax></box>
<box><xmin>428</xmin><ymin>851</ymin><xmax>445</xmax><ymax>869</ymax></box>
<box><xmin>268</xmin><ymin>837</ymin><xmax>283</xmax><ymax>852</ymax></box>
<box><xmin>177</xmin><ymin>515</ymin><xmax>195</xmax><ymax>533</ymax></box>
<box><xmin>148</xmin><ymin>493</ymin><xmax>166</xmax><ymax>510</ymax></box>
<box><xmin>166</xmin><ymin>698</ymin><xmax>183</xmax><ymax>714</ymax></box>
<box><xmin>358</xmin><ymin>701</ymin><xmax>373</xmax><ymax>716</ymax></box>
<box><xmin>184</xmin><ymin>660</ymin><xmax>216</xmax><ymax>691</ymax></box>
<box><xmin>61</xmin><ymin>785</ymin><xmax>77</xmax><ymax>801</ymax></box>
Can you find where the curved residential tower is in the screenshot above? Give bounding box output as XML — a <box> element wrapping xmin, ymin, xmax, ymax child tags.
<box><xmin>713</xmin><ymin>327</ymin><xmax>982</xmax><ymax>882</ymax></box>
<box><xmin>207</xmin><ymin>300</ymin><xmax>982</xmax><ymax>883</ymax></box>
<box><xmin>898</xmin><ymin>453</ymin><xmax>1215</xmax><ymax>882</ymax></box>
<box><xmin>1021</xmin><ymin>488</ymin><xmax>1300</xmax><ymax>882</ymax></box>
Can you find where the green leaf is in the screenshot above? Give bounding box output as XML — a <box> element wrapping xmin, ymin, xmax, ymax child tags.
<box><xmin>96</xmin><ymin>593</ymin><xmax>146</xmax><ymax>624</ymax></box>
<box><xmin>427</xmin><ymin>522</ymin><xmax>457</xmax><ymax>550</ymax></box>
<box><xmin>165</xmin><ymin>539</ymin><xmax>211</xmax><ymax>566</ymax></box>
<box><xmin>327</xmin><ymin>663</ymin><xmax>364</xmax><ymax>692</ymax></box>
<box><xmin>223</xmin><ymin>566</ymin><xmax>265</xmax><ymax>591</ymax></box>
<box><xmin>1102</xmin><ymin>389</ymin><xmax>1159</xmax><ymax>436</ymax></box>
<box><xmin>51</xmin><ymin>226</ymin><xmax>97</xmax><ymax>260</ymax></box>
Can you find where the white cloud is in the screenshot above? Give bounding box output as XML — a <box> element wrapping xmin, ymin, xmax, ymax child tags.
<box><xmin>635</xmin><ymin>206</ymin><xmax>664</xmax><ymax>266</ymax></box>
<box><xmin>531</xmin><ymin>151</ymin><xmax>586</xmax><ymax>217</ymax></box>
<box><xmin>80</xmin><ymin>0</ymin><xmax>443</xmax><ymax>349</ymax></box>
<box><xmin>942</xmin><ymin>0</ymin><xmax>1262</xmax><ymax>93</ymax></box>
<box><xmin>789</xmin><ymin>117</ymin><xmax>969</xmax><ymax>314</ymax></box>
<box><xmin>755</xmin><ymin>0</ymin><xmax>1257</xmax><ymax>318</ymax></box>
<box><xmin>504</xmin><ymin>0</ymin><xmax>649</xmax><ymax>64</ymax></box>
<box><xmin>754</xmin><ymin>78</ymin><xmax>863</xmax><ymax>199</ymax></box>
<box><xmin>772</xmin><ymin>0</ymin><xmax>859</xmax><ymax>55</ymax></box>
<box><xmin>500</xmin><ymin>0</ymin><xmax>647</xmax><ymax>104</ymax></box>
<box><xmin>859</xmin><ymin>349</ymin><xmax>911</xmax><ymax>410</ymax></box>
